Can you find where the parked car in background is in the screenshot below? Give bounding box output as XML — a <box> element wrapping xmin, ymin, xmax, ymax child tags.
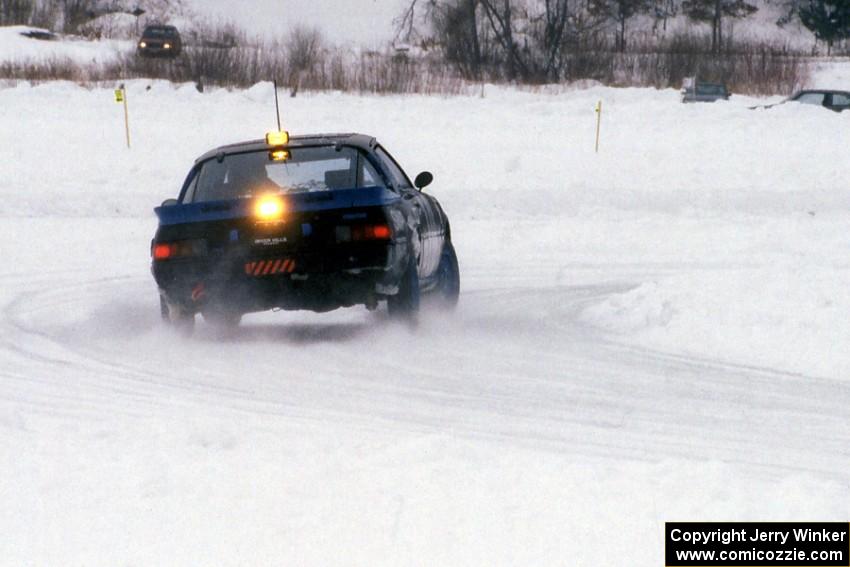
<box><xmin>786</xmin><ymin>90</ymin><xmax>850</xmax><ymax>112</ymax></box>
<box><xmin>137</xmin><ymin>24</ymin><xmax>182</xmax><ymax>58</ymax></box>
<box><xmin>681</xmin><ymin>82</ymin><xmax>730</xmax><ymax>103</ymax></box>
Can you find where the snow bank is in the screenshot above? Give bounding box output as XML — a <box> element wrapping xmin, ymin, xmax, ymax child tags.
<box><xmin>0</xmin><ymin>25</ymin><xmax>128</xmax><ymax>65</ymax></box>
<box><xmin>582</xmin><ymin>265</ymin><xmax>850</xmax><ymax>377</ymax></box>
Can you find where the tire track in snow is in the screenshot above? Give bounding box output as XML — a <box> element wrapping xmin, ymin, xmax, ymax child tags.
<box><xmin>3</xmin><ymin>266</ymin><xmax>850</xmax><ymax>479</ymax></box>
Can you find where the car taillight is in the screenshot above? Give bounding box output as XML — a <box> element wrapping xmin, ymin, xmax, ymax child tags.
<box><xmin>153</xmin><ymin>243</ymin><xmax>172</xmax><ymax>259</ymax></box>
<box><xmin>335</xmin><ymin>224</ymin><xmax>392</xmax><ymax>242</ymax></box>
<box><xmin>354</xmin><ymin>224</ymin><xmax>392</xmax><ymax>241</ymax></box>
<box><xmin>152</xmin><ymin>239</ymin><xmax>207</xmax><ymax>260</ymax></box>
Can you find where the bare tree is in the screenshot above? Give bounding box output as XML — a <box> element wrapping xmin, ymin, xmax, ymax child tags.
<box><xmin>394</xmin><ymin>0</ymin><xmax>424</xmax><ymax>44</ymax></box>
<box><xmin>431</xmin><ymin>0</ymin><xmax>486</xmax><ymax>78</ymax></box>
<box><xmin>479</xmin><ymin>0</ymin><xmax>528</xmax><ymax>79</ymax></box>
<box><xmin>0</xmin><ymin>0</ymin><xmax>33</xmax><ymax>25</ymax></box>
<box><xmin>651</xmin><ymin>0</ymin><xmax>680</xmax><ymax>32</ymax></box>
<box><xmin>482</xmin><ymin>0</ymin><xmax>608</xmax><ymax>81</ymax></box>
<box><xmin>682</xmin><ymin>0</ymin><xmax>757</xmax><ymax>52</ymax></box>
<box><xmin>286</xmin><ymin>25</ymin><xmax>324</xmax><ymax>96</ymax></box>
<box><xmin>396</xmin><ymin>0</ymin><xmax>616</xmax><ymax>82</ymax></box>
<box><xmin>533</xmin><ymin>0</ymin><xmax>572</xmax><ymax>77</ymax></box>
<box><xmin>590</xmin><ymin>0</ymin><xmax>653</xmax><ymax>50</ymax></box>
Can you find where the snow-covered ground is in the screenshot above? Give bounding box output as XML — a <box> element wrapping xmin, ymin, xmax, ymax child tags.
<box><xmin>1</xmin><ymin>78</ymin><xmax>850</xmax><ymax>565</ymax></box>
<box><xmin>0</xmin><ymin>25</ymin><xmax>128</xmax><ymax>66</ymax></box>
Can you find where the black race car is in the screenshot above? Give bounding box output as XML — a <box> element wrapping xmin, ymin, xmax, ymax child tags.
<box><xmin>151</xmin><ymin>132</ymin><xmax>459</xmax><ymax>331</ymax></box>
<box><xmin>137</xmin><ymin>24</ymin><xmax>182</xmax><ymax>58</ymax></box>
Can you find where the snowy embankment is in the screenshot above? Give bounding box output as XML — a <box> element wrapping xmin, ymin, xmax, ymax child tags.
<box><xmin>0</xmin><ymin>25</ymin><xmax>128</xmax><ymax>66</ymax></box>
<box><xmin>2</xmin><ymin>79</ymin><xmax>850</xmax><ymax>565</ymax></box>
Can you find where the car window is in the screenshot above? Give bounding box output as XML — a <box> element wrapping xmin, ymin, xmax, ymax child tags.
<box><xmin>795</xmin><ymin>92</ymin><xmax>825</xmax><ymax>105</ymax></box>
<box><xmin>831</xmin><ymin>93</ymin><xmax>850</xmax><ymax>106</ymax></box>
<box><xmin>190</xmin><ymin>146</ymin><xmax>385</xmax><ymax>203</ymax></box>
<box><xmin>358</xmin><ymin>156</ymin><xmax>381</xmax><ymax>187</ymax></box>
<box><xmin>375</xmin><ymin>146</ymin><xmax>412</xmax><ymax>190</ymax></box>
<box><xmin>182</xmin><ymin>169</ymin><xmax>200</xmax><ymax>203</ymax></box>
<box><xmin>696</xmin><ymin>84</ymin><xmax>725</xmax><ymax>95</ymax></box>
<box><xmin>144</xmin><ymin>27</ymin><xmax>177</xmax><ymax>37</ymax></box>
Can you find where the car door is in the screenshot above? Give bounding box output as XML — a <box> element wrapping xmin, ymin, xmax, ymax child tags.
<box><xmin>374</xmin><ymin>146</ymin><xmax>442</xmax><ymax>279</ymax></box>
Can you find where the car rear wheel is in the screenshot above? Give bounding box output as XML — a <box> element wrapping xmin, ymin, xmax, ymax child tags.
<box><xmin>160</xmin><ymin>295</ymin><xmax>195</xmax><ymax>335</ymax></box>
<box><xmin>432</xmin><ymin>240</ymin><xmax>460</xmax><ymax>309</ymax></box>
<box><xmin>387</xmin><ymin>254</ymin><xmax>420</xmax><ymax>319</ymax></box>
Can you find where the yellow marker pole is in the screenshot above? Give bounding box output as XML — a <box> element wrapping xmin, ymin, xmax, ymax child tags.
<box><xmin>594</xmin><ymin>100</ymin><xmax>602</xmax><ymax>153</ymax></box>
<box><xmin>115</xmin><ymin>85</ymin><xmax>130</xmax><ymax>149</ymax></box>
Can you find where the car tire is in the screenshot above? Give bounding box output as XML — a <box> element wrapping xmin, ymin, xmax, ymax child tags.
<box><xmin>433</xmin><ymin>240</ymin><xmax>460</xmax><ymax>310</ymax></box>
<box><xmin>432</xmin><ymin>240</ymin><xmax>460</xmax><ymax>309</ymax></box>
<box><xmin>160</xmin><ymin>295</ymin><xmax>195</xmax><ymax>335</ymax></box>
<box><xmin>387</xmin><ymin>254</ymin><xmax>420</xmax><ymax>319</ymax></box>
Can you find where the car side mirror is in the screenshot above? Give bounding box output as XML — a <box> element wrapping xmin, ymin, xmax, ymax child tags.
<box><xmin>414</xmin><ymin>171</ymin><xmax>433</xmax><ymax>190</ymax></box>
<box><xmin>161</xmin><ymin>198</ymin><xmax>179</xmax><ymax>207</ymax></box>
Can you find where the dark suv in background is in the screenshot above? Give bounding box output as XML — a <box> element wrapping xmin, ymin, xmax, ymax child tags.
<box><xmin>681</xmin><ymin>82</ymin><xmax>730</xmax><ymax>103</ymax></box>
<box><xmin>137</xmin><ymin>25</ymin><xmax>182</xmax><ymax>58</ymax></box>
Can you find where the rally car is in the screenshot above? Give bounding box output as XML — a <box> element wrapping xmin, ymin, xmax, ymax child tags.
<box><xmin>151</xmin><ymin>131</ymin><xmax>459</xmax><ymax>331</ymax></box>
<box><xmin>137</xmin><ymin>24</ymin><xmax>182</xmax><ymax>58</ymax></box>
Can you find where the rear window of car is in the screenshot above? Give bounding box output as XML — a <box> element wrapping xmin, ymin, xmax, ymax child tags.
<box><xmin>695</xmin><ymin>84</ymin><xmax>726</xmax><ymax>95</ymax></box>
<box><xmin>185</xmin><ymin>146</ymin><xmax>385</xmax><ymax>203</ymax></box>
<box><xmin>374</xmin><ymin>146</ymin><xmax>412</xmax><ymax>189</ymax></box>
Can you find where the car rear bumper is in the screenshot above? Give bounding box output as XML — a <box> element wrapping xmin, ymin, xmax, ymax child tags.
<box><xmin>138</xmin><ymin>46</ymin><xmax>179</xmax><ymax>57</ymax></box>
<box><xmin>152</xmin><ymin>243</ymin><xmax>402</xmax><ymax>313</ymax></box>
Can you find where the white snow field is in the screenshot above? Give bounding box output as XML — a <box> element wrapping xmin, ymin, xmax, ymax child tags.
<box><xmin>1</xmin><ymin>80</ymin><xmax>850</xmax><ymax>565</ymax></box>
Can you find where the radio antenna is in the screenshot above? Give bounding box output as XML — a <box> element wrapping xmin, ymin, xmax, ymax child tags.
<box><xmin>273</xmin><ymin>79</ymin><xmax>282</xmax><ymax>131</ymax></box>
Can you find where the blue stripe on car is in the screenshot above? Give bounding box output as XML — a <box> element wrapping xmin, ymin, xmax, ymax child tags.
<box><xmin>155</xmin><ymin>186</ymin><xmax>399</xmax><ymax>226</ymax></box>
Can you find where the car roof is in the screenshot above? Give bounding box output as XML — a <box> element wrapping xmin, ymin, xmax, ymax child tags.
<box><xmin>194</xmin><ymin>133</ymin><xmax>377</xmax><ymax>163</ymax></box>
<box><xmin>143</xmin><ymin>25</ymin><xmax>178</xmax><ymax>32</ymax></box>
<box><xmin>793</xmin><ymin>89</ymin><xmax>850</xmax><ymax>96</ymax></box>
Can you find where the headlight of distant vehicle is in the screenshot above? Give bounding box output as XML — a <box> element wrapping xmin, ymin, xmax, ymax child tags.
<box><xmin>139</xmin><ymin>41</ymin><xmax>147</xmax><ymax>48</ymax></box>
<box><xmin>164</xmin><ymin>43</ymin><xmax>172</xmax><ymax>49</ymax></box>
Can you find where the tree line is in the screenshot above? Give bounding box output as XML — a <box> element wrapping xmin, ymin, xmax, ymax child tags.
<box><xmin>395</xmin><ymin>0</ymin><xmax>850</xmax><ymax>83</ymax></box>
